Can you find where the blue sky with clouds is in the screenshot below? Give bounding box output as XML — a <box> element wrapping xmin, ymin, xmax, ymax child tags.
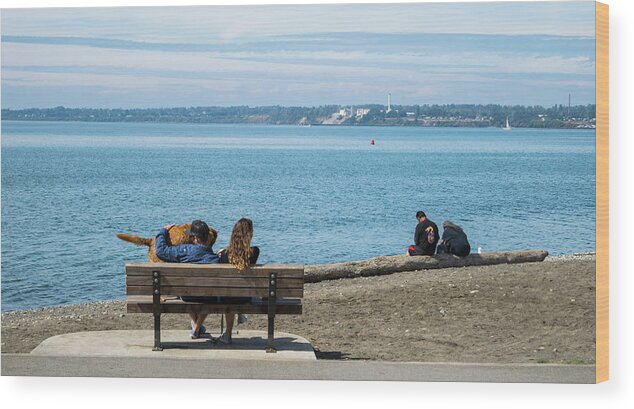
<box><xmin>1</xmin><ymin>2</ymin><xmax>596</xmax><ymax>108</ymax></box>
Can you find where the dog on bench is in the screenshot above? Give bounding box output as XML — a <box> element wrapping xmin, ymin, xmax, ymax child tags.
<box><xmin>117</xmin><ymin>223</ymin><xmax>218</xmax><ymax>262</ymax></box>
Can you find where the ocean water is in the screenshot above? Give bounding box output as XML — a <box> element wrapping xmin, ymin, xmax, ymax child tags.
<box><xmin>1</xmin><ymin>121</ymin><xmax>595</xmax><ymax>311</ymax></box>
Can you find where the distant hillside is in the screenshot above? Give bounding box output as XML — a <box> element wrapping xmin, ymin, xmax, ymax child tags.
<box><xmin>1</xmin><ymin>103</ymin><xmax>596</xmax><ymax>129</ymax></box>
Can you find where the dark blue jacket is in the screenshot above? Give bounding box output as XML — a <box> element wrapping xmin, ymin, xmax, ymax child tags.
<box><xmin>437</xmin><ymin>223</ymin><xmax>471</xmax><ymax>257</ymax></box>
<box><xmin>154</xmin><ymin>228</ymin><xmax>219</xmax><ymax>264</ymax></box>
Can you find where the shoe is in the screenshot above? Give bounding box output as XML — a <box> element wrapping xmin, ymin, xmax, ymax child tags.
<box><xmin>238</xmin><ymin>314</ymin><xmax>248</xmax><ymax>325</ymax></box>
<box><xmin>191</xmin><ymin>320</ymin><xmax>206</xmax><ymax>335</ymax></box>
<box><xmin>190</xmin><ymin>328</ymin><xmax>201</xmax><ymax>339</ymax></box>
<box><xmin>218</xmin><ymin>332</ymin><xmax>232</xmax><ymax>344</ymax></box>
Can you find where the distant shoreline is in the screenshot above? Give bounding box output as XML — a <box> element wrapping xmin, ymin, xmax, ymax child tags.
<box><xmin>1</xmin><ymin>118</ymin><xmax>596</xmax><ymax>131</ymax></box>
<box><xmin>1</xmin><ymin>103</ymin><xmax>597</xmax><ymax>130</ymax></box>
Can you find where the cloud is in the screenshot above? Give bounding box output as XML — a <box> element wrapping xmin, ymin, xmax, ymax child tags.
<box><xmin>1</xmin><ymin>2</ymin><xmax>597</xmax><ymax>108</ymax></box>
<box><xmin>1</xmin><ymin>2</ymin><xmax>596</xmax><ymax>40</ymax></box>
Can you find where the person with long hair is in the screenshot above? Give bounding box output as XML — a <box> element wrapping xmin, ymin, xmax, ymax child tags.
<box><xmin>220</xmin><ymin>218</ymin><xmax>260</xmax><ymax>270</ymax></box>
<box><xmin>215</xmin><ymin>217</ymin><xmax>260</xmax><ymax>344</ymax></box>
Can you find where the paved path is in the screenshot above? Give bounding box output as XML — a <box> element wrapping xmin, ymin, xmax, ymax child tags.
<box><xmin>1</xmin><ymin>329</ymin><xmax>596</xmax><ymax>383</ymax></box>
<box><xmin>2</xmin><ymin>354</ymin><xmax>594</xmax><ymax>382</ymax></box>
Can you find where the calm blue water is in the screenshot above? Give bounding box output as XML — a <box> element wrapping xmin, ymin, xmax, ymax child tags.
<box><xmin>1</xmin><ymin>121</ymin><xmax>595</xmax><ymax>312</ymax></box>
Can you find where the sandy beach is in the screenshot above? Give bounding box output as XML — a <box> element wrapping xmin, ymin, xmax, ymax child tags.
<box><xmin>1</xmin><ymin>255</ymin><xmax>595</xmax><ymax>364</ymax></box>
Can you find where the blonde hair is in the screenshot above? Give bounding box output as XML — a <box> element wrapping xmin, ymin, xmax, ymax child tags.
<box><xmin>226</xmin><ymin>218</ymin><xmax>253</xmax><ymax>271</ymax></box>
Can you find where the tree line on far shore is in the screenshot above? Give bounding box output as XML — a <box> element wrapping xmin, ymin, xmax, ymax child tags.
<box><xmin>1</xmin><ymin>103</ymin><xmax>596</xmax><ymax>128</ymax></box>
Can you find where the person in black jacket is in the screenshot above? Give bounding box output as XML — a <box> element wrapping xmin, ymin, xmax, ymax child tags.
<box><xmin>436</xmin><ymin>220</ymin><xmax>471</xmax><ymax>257</ymax></box>
<box><xmin>407</xmin><ymin>211</ymin><xmax>440</xmax><ymax>256</ymax></box>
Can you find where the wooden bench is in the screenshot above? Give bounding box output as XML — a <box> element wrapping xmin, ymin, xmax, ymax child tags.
<box><xmin>125</xmin><ymin>262</ymin><xmax>304</xmax><ymax>352</ymax></box>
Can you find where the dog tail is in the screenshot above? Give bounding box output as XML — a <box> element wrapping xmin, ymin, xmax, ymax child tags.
<box><xmin>116</xmin><ymin>233</ymin><xmax>152</xmax><ymax>247</ymax></box>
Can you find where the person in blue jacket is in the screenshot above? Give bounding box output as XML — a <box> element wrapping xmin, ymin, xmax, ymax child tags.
<box><xmin>155</xmin><ymin>219</ymin><xmax>219</xmax><ymax>338</ymax></box>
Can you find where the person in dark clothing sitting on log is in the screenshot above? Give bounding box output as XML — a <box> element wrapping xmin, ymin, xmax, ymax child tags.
<box><xmin>436</xmin><ymin>220</ymin><xmax>471</xmax><ymax>257</ymax></box>
<box><xmin>407</xmin><ymin>210</ymin><xmax>439</xmax><ymax>256</ymax></box>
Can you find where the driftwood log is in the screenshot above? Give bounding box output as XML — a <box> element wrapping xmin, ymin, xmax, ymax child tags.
<box><xmin>304</xmin><ymin>250</ymin><xmax>549</xmax><ymax>283</ymax></box>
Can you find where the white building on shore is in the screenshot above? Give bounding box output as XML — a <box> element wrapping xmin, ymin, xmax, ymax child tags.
<box><xmin>356</xmin><ymin>108</ymin><xmax>370</xmax><ymax>118</ymax></box>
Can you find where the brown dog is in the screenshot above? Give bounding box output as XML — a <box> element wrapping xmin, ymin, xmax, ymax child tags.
<box><xmin>117</xmin><ymin>223</ymin><xmax>218</xmax><ymax>262</ymax></box>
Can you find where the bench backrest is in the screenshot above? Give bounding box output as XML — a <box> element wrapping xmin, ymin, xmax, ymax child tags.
<box><xmin>125</xmin><ymin>262</ymin><xmax>304</xmax><ymax>298</ymax></box>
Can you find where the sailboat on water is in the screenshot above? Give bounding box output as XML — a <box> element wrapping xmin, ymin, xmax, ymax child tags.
<box><xmin>502</xmin><ymin>116</ymin><xmax>512</xmax><ymax>131</ymax></box>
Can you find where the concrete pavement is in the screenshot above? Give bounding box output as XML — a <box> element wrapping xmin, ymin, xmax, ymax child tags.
<box><xmin>2</xmin><ymin>354</ymin><xmax>595</xmax><ymax>383</ymax></box>
<box><xmin>1</xmin><ymin>329</ymin><xmax>596</xmax><ymax>382</ymax></box>
<box><xmin>30</xmin><ymin>330</ymin><xmax>316</xmax><ymax>360</ymax></box>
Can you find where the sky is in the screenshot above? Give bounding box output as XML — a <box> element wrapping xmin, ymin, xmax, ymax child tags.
<box><xmin>1</xmin><ymin>1</ymin><xmax>597</xmax><ymax>109</ymax></box>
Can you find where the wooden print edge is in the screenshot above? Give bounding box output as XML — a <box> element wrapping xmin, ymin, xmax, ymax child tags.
<box><xmin>595</xmin><ymin>0</ymin><xmax>609</xmax><ymax>384</ymax></box>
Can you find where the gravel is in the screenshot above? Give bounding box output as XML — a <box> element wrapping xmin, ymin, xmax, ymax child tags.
<box><xmin>1</xmin><ymin>256</ymin><xmax>596</xmax><ymax>364</ymax></box>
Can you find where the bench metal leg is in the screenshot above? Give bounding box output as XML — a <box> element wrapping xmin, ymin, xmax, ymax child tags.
<box><xmin>153</xmin><ymin>314</ymin><xmax>163</xmax><ymax>351</ymax></box>
<box><xmin>266</xmin><ymin>272</ymin><xmax>277</xmax><ymax>353</ymax></box>
<box><xmin>152</xmin><ymin>270</ymin><xmax>163</xmax><ymax>351</ymax></box>
<box><xmin>266</xmin><ymin>314</ymin><xmax>276</xmax><ymax>353</ymax></box>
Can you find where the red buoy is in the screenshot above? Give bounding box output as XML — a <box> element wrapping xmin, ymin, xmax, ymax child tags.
<box><xmin>370</xmin><ymin>139</ymin><xmax>375</xmax><ymax>145</ymax></box>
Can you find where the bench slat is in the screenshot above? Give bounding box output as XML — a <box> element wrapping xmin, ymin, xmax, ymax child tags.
<box><xmin>126</xmin><ymin>286</ymin><xmax>303</xmax><ymax>298</ymax></box>
<box><xmin>127</xmin><ymin>296</ymin><xmax>302</xmax><ymax>314</ymax></box>
<box><xmin>125</xmin><ymin>263</ymin><xmax>304</xmax><ymax>278</ymax></box>
<box><xmin>126</xmin><ymin>262</ymin><xmax>304</xmax><ymax>270</ymax></box>
<box><xmin>125</xmin><ymin>276</ymin><xmax>304</xmax><ymax>288</ymax></box>
<box><xmin>126</xmin><ymin>270</ymin><xmax>303</xmax><ymax>278</ymax></box>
